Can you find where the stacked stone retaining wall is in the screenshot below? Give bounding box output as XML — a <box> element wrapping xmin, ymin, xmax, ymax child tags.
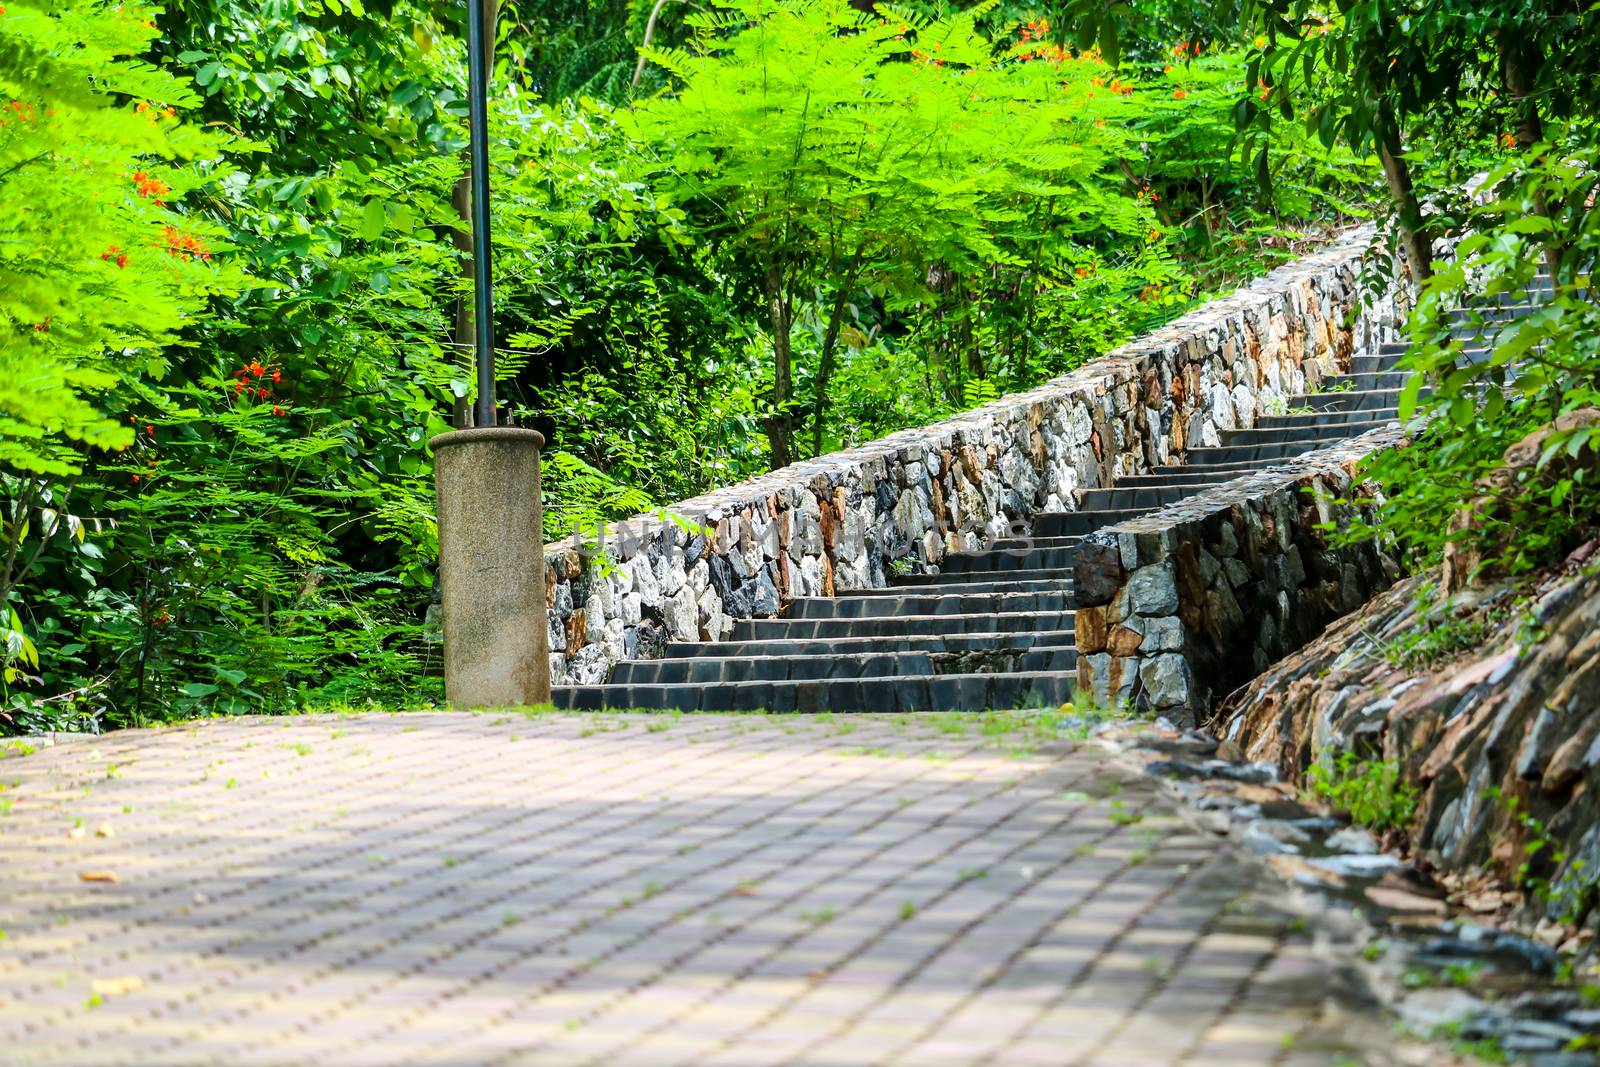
<box><xmin>1071</xmin><ymin>426</ymin><xmax>1407</xmax><ymax>721</ymax></box>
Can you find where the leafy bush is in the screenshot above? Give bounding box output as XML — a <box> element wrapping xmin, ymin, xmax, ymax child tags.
<box><xmin>1306</xmin><ymin>752</ymin><xmax>1419</xmax><ymax>832</ymax></box>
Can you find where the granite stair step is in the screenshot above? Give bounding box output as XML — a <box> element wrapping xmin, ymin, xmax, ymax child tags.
<box><xmin>1254</xmin><ymin>407</ymin><xmax>1400</xmax><ymax>430</ymax></box>
<box><xmin>1350</xmin><ymin>351</ymin><xmax>1407</xmax><ymax>374</ymax></box>
<box><xmin>730</xmin><ymin>610</ymin><xmax>1075</xmax><ymax>641</ymax></box>
<box><xmin>1108</xmin><ymin>473</ymin><xmax>1238</xmax><ymax>490</ymax></box>
<box><xmin>1283</xmin><ymin>388</ymin><xmax>1405</xmax><ymax>413</ymax></box>
<box><xmin>611</xmin><ymin>651</ymin><xmax>938</xmax><ymax>684</ymax></box>
<box><xmin>553</xmin><ymin>670</ymin><xmax>1081</xmax><ymax>713</ymax></box>
<box><xmin>662</xmin><ymin>630</ymin><xmax>1077</xmax><ymax>659</ymax></box>
<box><xmin>986</xmin><ymin>534</ymin><xmax>1085</xmax><ymax>551</ymax></box>
<box><xmin>1182</xmin><ymin>439</ymin><xmax>1363</xmax><ymax>465</ymax></box>
<box><xmin>785</xmin><ymin>589</ymin><xmax>1073</xmax><ymax>619</ymax></box>
<box><xmin>608</xmin><ymin>645</ymin><xmax>1080</xmax><ymax>685</ymax></box>
<box><xmin>857</xmin><ymin>572</ymin><xmax>1068</xmax><ymax>598</ymax></box>
<box><xmin>1032</xmin><ymin>509</ymin><xmax>1143</xmax><ymax>538</ymax></box>
<box><xmin>1317</xmin><ymin>370</ymin><xmax>1408</xmax><ymax>391</ymax></box>
<box><xmin>1219</xmin><ymin>418</ymin><xmax>1396</xmax><ymax>446</ymax></box>
<box><xmin>937</xmin><ymin>545</ymin><xmax>1083</xmax><ymax>572</ymax></box>
<box><xmin>875</xmin><ymin>571</ymin><xmax>1074</xmax><ymax>594</ymax></box>
<box><xmin>1076</xmin><ymin>485</ymin><xmax>1207</xmax><ymax>511</ymax></box>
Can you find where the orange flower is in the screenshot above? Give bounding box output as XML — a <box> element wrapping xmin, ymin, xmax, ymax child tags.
<box><xmin>1173</xmin><ymin>88</ymin><xmax>1188</xmax><ymax>99</ymax></box>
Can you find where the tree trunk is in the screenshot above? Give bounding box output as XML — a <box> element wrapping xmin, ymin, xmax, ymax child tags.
<box><xmin>1375</xmin><ymin>115</ymin><xmax>1432</xmax><ymax>283</ymax></box>
<box><xmin>1500</xmin><ymin>38</ymin><xmax>1561</xmax><ymax>283</ymax></box>
<box><xmin>810</xmin><ymin>253</ymin><xmax>864</xmax><ymax>458</ymax></box>
<box><xmin>763</xmin><ymin>263</ymin><xmax>795</xmax><ymax>471</ymax></box>
<box><xmin>451</xmin><ymin>0</ymin><xmax>499</xmax><ymax>424</ymax></box>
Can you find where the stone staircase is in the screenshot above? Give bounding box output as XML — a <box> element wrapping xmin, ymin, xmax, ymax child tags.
<box><xmin>551</xmin><ymin>292</ymin><xmax>1533</xmax><ymax>713</ymax></box>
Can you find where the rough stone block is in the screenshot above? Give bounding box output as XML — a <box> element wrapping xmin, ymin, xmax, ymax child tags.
<box><xmin>1129</xmin><ymin>561</ymin><xmax>1180</xmax><ymax>616</ymax></box>
<box><xmin>1074</xmin><ymin>533</ymin><xmax>1126</xmax><ymax>607</ymax></box>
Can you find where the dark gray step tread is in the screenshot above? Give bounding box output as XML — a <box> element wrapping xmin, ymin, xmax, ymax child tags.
<box><xmin>611</xmin><ymin>645</ymin><xmax>1080</xmax><ymax>685</ymax></box>
<box><xmin>785</xmin><ymin>590</ymin><xmax>1072</xmax><ymax>618</ymax></box>
<box><xmin>664</xmin><ymin>630</ymin><xmax>1078</xmax><ymax>658</ymax></box>
<box><xmin>1151</xmin><ymin>461</ymin><xmax>1263</xmax><ymax>475</ymax></box>
<box><xmin>1077</xmin><ymin>486</ymin><xmax>1207</xmax><ymax>508</ymax></box>
<box><xmin>733</xmin><ymin>611</ymin><xmax>1076</xmax><ymax>640</ymax></box>
<box><xmin>1286</xmin><ymin>390</ymin><xmax>1401</xmax><ymax>412</ymax></box>
<box><xmin>1218</xmin><ymin>418</ymin><xmax>1396</xmax><ymax>444</ymax></box>
<box><xmin>1321</xmin><ymin>372</ymin><xmax>1407</xmax><ymax>390</ymax></box>
<box><xmin>939</xmin><ymin>549</ymin><xmax>1082</xmax><ymax>573</ymax></box>
<box><xmin>1255</xmin><ymin>408</ymin><xmax>1399</xmax><ymax>429</ymax></box>
<box><xmin>612</xmin><ymin>651</ymin><xmax>939</xmax><ymax>684</ymax></box>
<box><xmin>1183</xmin><ymin>439</ymin><xmax>1382</xmax><ymax>463</ymax></box>
<box><xmin>1031</xmin><ymin>511</ymin><xmax>1143</xmax><ymax>537</ymax></box>
<box><xmin>987</xmin><ymin>535</ymin><xmax>1085</xmax><ymax>550</ymax></box>
<box><xmin>1110</xmin><ymin>475</ymin><xmax>1236</xmax><ymax>490</ymax></box>
<box><xmin>856</xmin><ymin>577</ymin><xmax>1071</xmax><ymax>595</ymax></box>
<box><xmin>552</xmin><ymin>670</ymin><xmax>1081</xmax><ymax>713</ymax></box>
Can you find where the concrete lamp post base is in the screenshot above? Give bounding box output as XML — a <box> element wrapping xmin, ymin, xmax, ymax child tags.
<box><xmin>432</xmin><ymin>427</ymin><xmax>551</xmax><ymax>708</ymax></box>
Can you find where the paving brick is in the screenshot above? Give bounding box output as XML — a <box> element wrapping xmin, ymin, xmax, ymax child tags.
<box><xmin>0</xmin><ymin>712</ymin><xmax>1404</xmax><ymax>1066</ymax></box>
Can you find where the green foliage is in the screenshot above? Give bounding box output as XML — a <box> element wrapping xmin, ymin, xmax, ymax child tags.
<box><xmin>1138</xmin><ymin>51</ymin><xmax>1380</xmax><ymax>287</ymax></box>
<box><xmin>2</xmin><ymin>0</ymin><xmax>1380</xmax><ymax>732</ymax></box>
<box><xmin>1204</xmin><ymin>0</ymin><xmax>1600</xmax><ymax>578</ymax></box>
<box><xmin>1484</xmin><ymin>786</ymin><xmax>1599</xmax><ymax>926</ymax></box>
<box><xmin>1306</xmin><ymin>752</ymin><xmax>1418</xmax><ymax>832</ymax></box>
<box><xmin>1373</xmin><ymin>582</ymin><xmax>1502</xmax><ymax>672</ymax></box>
<box><xmin>0</xmin><ymin>0</ymin><xmax>239</xmax><ymax>477</ymax></box>
<box><xmin>627</xmin><ymin>0</ymin><xmax>1158</xmax><ymax>463</ymax></box>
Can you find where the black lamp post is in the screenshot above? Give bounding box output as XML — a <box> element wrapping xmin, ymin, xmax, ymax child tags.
<box><xmin>430</xmin><ymin>0</ymin><xmax>552</xmax><ymax>708</ymax></box>
<box><xmin>465</xmin><ymin>0</ymin><xmax>496</xmax><ymax>428</ymax></box>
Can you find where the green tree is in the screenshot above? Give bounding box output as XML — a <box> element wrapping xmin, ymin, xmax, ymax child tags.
<box><xmin>628</xmin><ymin>0</ymin><xmax>1146</xmax><ymax>466</ymax></box>
<box><xmin>0</xmin><ymin>0</ymin><xmax>242</xmax><ymax>697</ymax></box>
<box><xmin>0</xmin><ymin>0</ymin><xmax>238</xmax><ymax>478</ymax></box>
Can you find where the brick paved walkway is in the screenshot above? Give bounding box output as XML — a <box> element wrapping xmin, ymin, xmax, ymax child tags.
<box><xmin>0</xmin><ymin>712</ymin><xmax>1398</xmax><ymax>1067</ymax></box>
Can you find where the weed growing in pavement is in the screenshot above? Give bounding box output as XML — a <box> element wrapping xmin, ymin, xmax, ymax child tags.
<box><xmin>1430</xmin><ymin>1022</ymin><xmax>1511</xmax><ymax>1064</ymax></box>
<box><xmin>1108</xmin><ymin>800</ymin><xmax>1143</xmax><ymax>826</ymax></box>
